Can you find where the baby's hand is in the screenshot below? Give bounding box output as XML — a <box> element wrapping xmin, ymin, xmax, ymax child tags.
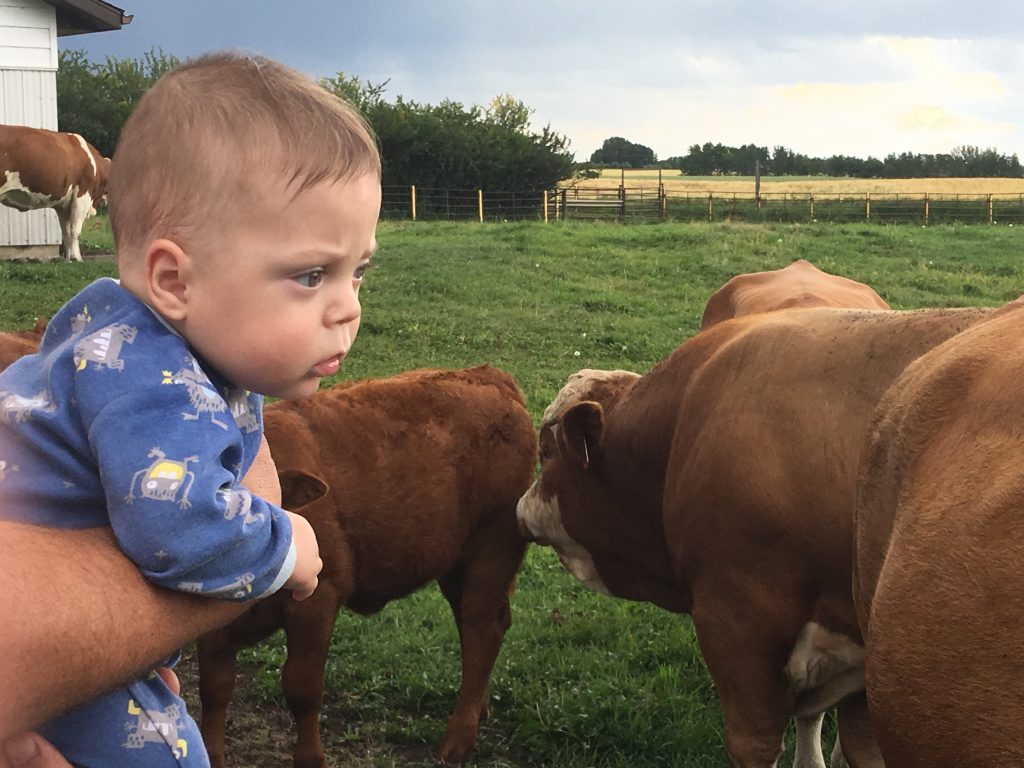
<box><xmin>283</xmin><ymin>511</ymin><xmax>322</xmax><ymax>601</ymax></box>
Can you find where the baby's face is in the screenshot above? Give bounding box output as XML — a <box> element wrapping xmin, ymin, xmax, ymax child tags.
<box><xmin>181</xmin><ymin>172</ymin><xmax>381</xmax><ymax>399</ymax></box>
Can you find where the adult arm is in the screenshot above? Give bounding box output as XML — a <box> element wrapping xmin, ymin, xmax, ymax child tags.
<box><xmin>0</xmin><ymin>435</ymin><xmax>280</xmax><ymax>739</ymax></box>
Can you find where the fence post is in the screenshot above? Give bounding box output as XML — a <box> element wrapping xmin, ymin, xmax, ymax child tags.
<box><xmin>660</xmin><ymin>184</ymin><xmax>667</xmax><ymax>220</ymax></box>
<box><xmin>866</xmin><ymin>193</ymin><xmax>871</xmax><ymax>223</ymax></box>
<box><xmin>561</xmin><ymin>189</ymin><xmax>567</xmax><ymax>221</ymax></box>
<box><xmin>924</xmin><ymin>193</ymin><xmax>929</xmax><ymax>226</ymax></box>
<box><xmin>809</xmin><ymin>194</ymin><xmax>814</xmax><ymax>222</ymax></box>
<box><xmin>478</xmin><ymin>190</ymin><xmax>484</xmax><ymax>222</ymax></box>
<box><xmin>410</xmin><ymin>185</ymin><xmax>417</xmax><ymax>221</ymax></box>
<box><xmin>707</xmin><ymin>192</ymin><xmax>713</xmax><ymax>222</ymax></box>
<box><xmin>543</xmin><ymin>190</ymin><xmax>548</xmax><ymax>223</ymax></box>
<box><xmin>988</xmin><ymin>194</ymin><xmax>994</xmax><ymax>224</ymax></box>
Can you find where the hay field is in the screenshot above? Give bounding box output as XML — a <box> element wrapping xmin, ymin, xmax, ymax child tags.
<box><xmin>573</xmin><ymin>168</ymin><xmax>1024</xmax><ymax>196</ymax></box>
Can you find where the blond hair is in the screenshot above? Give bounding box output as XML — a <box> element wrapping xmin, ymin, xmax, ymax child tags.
<box><xmin>108</xmin><ymin>51</ymin><xmax>380</xmax><ymax>262</ymax></box>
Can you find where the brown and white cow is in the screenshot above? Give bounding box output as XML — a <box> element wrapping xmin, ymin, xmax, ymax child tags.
<box><xmin>700</xmin><ymin>260</ymin><xmax>890</xmax><ymax>331</ymax></box>
<box><xmin>853</xmin><ymin>298</ymin><xmax>1024</xmax><ymax>767</ymax></box>
<box><xmin>0</xmin><ymin>125</ymin><xmax>111</xmax><ymax>261</ymax></box>
<box><xmin>198</xmin><ymin>365</ymin><xmax>537</xmax><ymax>767</ymax></box>
<box><xmin>517</xmin><ymin>305</ymin><xmax>993</xmax><ymax>768</ymax></box>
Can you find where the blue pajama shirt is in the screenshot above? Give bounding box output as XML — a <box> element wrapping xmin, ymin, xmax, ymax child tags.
<box><xmin>0</xmin><ymin>278</ymin><xmax>296</xmax><ymax>767</ymax></box>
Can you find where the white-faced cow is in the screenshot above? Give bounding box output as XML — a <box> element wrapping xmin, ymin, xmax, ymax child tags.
<box><xmin>0</xmin><ymin>125</ymin><xmax>111</xmax><ymax>262</ymax></box>
<box><xmin>854</xmin><ymin>298</ymin><xmax>1024</xmax><ymax>767</ymax></box>
<box><xmin>700</xmin><ymin>260</ymin><xmax>890</xmax><ymax>331</ymax></box>
<box><xmin>198</xmin><ymin>365</ymin><xmax>537</xmax><ymax>767</ymax></box>
<box><xmin>517</xmin><ymin>305</ymin><xmax>994</xmax><ymax>768</ymax></box>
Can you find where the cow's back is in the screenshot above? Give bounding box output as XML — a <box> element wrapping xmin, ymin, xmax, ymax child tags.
<box><xmin>854</xmin><ymin>299</ymin><xmax>1024</xmax><ymax>766</ymax></box>
<box><xmin>652</xmin><ymin>305</ymin><xmax>992</xmax><ymax>638</ymax></box>
<box><xmin>264</xmin><ymin>365</ymin><xmax>536</xmax><ymax>607</ymax></box>
<box><xmin>700</xmin><ymin>260</ymin><xmax>890</xmax><ymax>330</ymax></box>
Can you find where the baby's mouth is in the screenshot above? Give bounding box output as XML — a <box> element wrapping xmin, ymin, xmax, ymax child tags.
<box><xmin>311</xmin><ymin>354</ymin><xmax>343</xmax><ymax>377</ymax></box>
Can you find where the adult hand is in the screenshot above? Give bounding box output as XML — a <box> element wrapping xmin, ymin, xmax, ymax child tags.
<box><xmin>0</xmin><ymin>733</ymin><xmax>72</xmax><ymax>768</ymax></box>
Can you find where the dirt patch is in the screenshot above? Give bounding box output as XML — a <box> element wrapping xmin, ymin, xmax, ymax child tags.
<box><xmin>176</xmin><ymin>649</ymin><xmax>532</xmax><ymax>767</ymax></box>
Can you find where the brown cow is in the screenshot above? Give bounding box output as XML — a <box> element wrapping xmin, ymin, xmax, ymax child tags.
<box><xmin>517</xmin><ymin>305</ymin><xmax>993</xmax><ymax>768</ymax></box>
<box><xmin>700</xmin><ymin>260</ymin><xmax>890</xmax><ymax>330</ymax></box>
<box><xmin>197</xmin><ymin>365</ymin><xmax>537</xmax><ymax>767</ymax></box>
<box><xmin>854</xmin><ymin>298</ymin><xmax>1024</xmax><ymax>767</ymax></box>
<box><xmin>0</xmin><ymin>318</ymin><xmax>47</xmax><ymax>372</ymax></box>
<box><xmin>0</xmin><ymin>125</ymin><xmax>111</xmax><ymax>261</ymax></box>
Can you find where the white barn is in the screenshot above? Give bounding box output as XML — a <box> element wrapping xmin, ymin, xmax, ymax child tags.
<box><xmin>0</xmin><ymin>0</ymin><xmax>128</xmax><ymax>259</ymax></box>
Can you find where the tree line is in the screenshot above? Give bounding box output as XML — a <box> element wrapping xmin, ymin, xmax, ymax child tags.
<box><xmin>589</xmin><ymin>137</ymin><xmax>1023</xmax><ymax>178</ymax></box>
<box><xmin>55</xmin><ymin>49</ymin><xmax>575</xmax><ymax>192</ymax></box>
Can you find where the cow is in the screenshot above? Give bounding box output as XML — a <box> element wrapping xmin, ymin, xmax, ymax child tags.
<box><xmin>197</xmin><ymin>365</ymin><xmax>537</xmax><ymax>768</ymax></box>
<box><xmin>516</xmin><ymin>305</ymin><xmax>994</xmax><ymax>768</ymax></box>
<box><xmin>0</xmin><ymin>318</ymin><xmax>48</xmax><ymax>372</ymax></box>
<box><xmin>853</xmin><ymin>298</ymin><xmax>1024</xmax><ymax>767</ymax></box>
<box><xmin>700</xmin><ymin>260</ymin><xmax>890</xmax><ymax>331</ymax></box>
<box><xmin>0</xmin><ymin>125</ymin><xmax>111</xmax><ymax>262</ymax></box>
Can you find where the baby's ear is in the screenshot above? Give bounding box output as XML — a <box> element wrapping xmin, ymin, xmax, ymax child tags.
<box><xmin>144</xmin><ymin>239</ymin><xmax>190</xmax><ymax>321</ymax></box>
<box><xmin>278</xmin><ymin>468</ymin><xmax>330</xmax><ymax>510</ymax></box>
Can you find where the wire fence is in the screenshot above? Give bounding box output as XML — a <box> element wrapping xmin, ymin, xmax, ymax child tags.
<box><xmin>381</xmin><ymin>185</ymin><xmax>1024</xmax><ymax>225</ymax></box>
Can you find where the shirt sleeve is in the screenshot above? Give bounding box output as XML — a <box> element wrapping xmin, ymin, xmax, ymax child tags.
<box><xmin>81</xmin><ymin>363</ymin><xmax>294</xmax><ymax>601</ymax></box>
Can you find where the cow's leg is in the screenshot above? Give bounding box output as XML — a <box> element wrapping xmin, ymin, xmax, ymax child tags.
<box><xmin>58</xmin><ymin>194</ymin><xmax>90</xmax><ymax>261</ymax></box>
<box><xmin>282</xmin><ymin>586</ymin><xmax>339</xmax><ymax>768</ymax></box>
<box><xmin>693</xmin><ymin>610</ymin><xmax>793</xmax><ymax>768</ymax></box>
<box><xmin>832</xmin><ymin>693</ymin><xmax>883</xmax><ymax>768</ymax></box>
<box><xmin>197</xmin><ymin>631</ymin><xmax>240</xmax><ymax>768</ymax></box>
<box><xmin>794</xmin><ymin>713</ymin><xmax>827</xmax><ymax>768</ymax></box>
<box><xmin>436</xmin><ymin>525</ymin><xmax>526</xmax><ymax>765</ymax></box>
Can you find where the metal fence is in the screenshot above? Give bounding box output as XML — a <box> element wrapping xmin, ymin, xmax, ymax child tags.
<box><xmin>380</xmin><ymin>185</ymin><xmax>1024</xmax><ymax>225</ymax></box>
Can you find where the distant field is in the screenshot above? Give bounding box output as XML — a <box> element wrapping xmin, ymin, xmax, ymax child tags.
<box><xmin>577</xmin><ymin>168</ymin><xmax>1024</xmax><ymax>196</ymax></box>
<box><xmin>3</xmin><ymin>221</ymin><xmax>1023</xmax><ymax>767</ymax></box>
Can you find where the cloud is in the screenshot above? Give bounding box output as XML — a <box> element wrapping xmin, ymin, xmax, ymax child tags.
<box><xmin>65</xmin><ymin>1</ymin><xmax>1024</xmax><ymax>162</ymax></box>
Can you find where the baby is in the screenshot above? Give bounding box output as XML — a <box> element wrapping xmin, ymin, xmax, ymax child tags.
<box><xmin>0</xmin><ymin>51</ymin><xmax>381</xmax><ymax>766</ymax></box>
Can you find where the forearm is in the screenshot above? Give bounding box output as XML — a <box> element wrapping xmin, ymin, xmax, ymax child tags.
<box><xmin>0</xmin><ymin>436</ymin><xmax>281</xmax><ymax>738</ymax></box>
<box><xmin>0</xmin><ymin>523</ymin><xmax>247</xmax><ymax>738</ymax></box>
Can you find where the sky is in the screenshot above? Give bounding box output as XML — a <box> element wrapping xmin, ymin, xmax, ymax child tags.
<box><xmin>64</xmin><ymin>0</ymin><xmax>1024</xmax><ymax>163</ymax></box>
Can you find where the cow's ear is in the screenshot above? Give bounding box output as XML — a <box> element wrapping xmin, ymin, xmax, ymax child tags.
<box><xmin>561</xmin><ymin>401</ymin><xmax>604</xmax><ymax>470</ymax></box>
<box><xmin>278</xmin><ymin>468</ymin><xmax>330</xmax><ymax>510</ymax></box>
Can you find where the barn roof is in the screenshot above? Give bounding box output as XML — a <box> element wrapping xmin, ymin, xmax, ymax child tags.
<box><xmin>42</xmin><ymin>0</ymin><xmax>132</xmax><ymax>37</ymax></box>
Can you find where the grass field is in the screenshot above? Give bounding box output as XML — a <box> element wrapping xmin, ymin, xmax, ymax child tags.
<box><xmin>3</xmin><ymin>220</ymin><xmax>1023</xmax><ymax>766</ymax></box>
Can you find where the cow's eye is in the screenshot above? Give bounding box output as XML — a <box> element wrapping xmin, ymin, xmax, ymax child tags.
<box><xmin>293</xmin><ymin>269</ymin><xmax>324</xmax><ymax>288</ymax></box>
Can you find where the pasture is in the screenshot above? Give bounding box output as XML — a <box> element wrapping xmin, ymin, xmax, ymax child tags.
<box><xmin>3</xmin><ymin>220</ymin><xmax>1022</xmax><ymax>766</ymax></box>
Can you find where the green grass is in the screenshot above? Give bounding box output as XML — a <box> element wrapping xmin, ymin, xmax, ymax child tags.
<box><xmin>3</xmin><ymin>220</ymin><xmax>1023</xmax><ymax>766</ymax></box>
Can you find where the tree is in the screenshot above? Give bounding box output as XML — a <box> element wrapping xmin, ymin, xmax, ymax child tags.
<box><xmin>57</xmin><ymin>48</ymin><xmax>179</xmax><ymax>156</ymax></box>
<box><xmin>485</xmin><ymin>94</ymin><xmax>531</xmax><ymax>134</ymax></box>
<box><xmin>322</xmin><ymin>76</ymin><xmax>574</xmax><ymax>190</ymax></box>
<box><xmin>590</xmin><ymin>137</ymin><xmax>656</xmax><ymax>168</ymax></box>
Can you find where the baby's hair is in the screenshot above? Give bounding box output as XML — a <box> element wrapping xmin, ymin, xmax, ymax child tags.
<box><xmin>108</xmin><ymin>51</ymin><xmax>380</xmax><ymax>261</ymax></box>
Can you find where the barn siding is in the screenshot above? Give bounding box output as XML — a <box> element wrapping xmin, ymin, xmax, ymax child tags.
<box><xmin>0</xmin><ymin>0</ymin><xmax>59</xmax><ymax>256</ymax></box>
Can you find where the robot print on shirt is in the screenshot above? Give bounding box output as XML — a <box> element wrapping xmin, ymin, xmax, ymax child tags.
<box><xmin>74</xmin><ymin>323</ymin><xmax>137</xmax><ymax>371</ymax></box>
<box><xmin>0</xmin><ymin>390</ymin><xmax>58</xmax><ymax>424</ymax></box>
<box><xmin>122</xmin><ymin>698</ymin><xmax>189</xmax><ymax>759</ymax></box>
<box><xmin>126</xmin><ymin>448</ymin><xmax>198</xmax><ymax>509</ymax></box>
<box><xmin>70</xmin><ymin>304</ymin><xmax>91</xmax><ymax>335</ymax></box>
<box><xmin>162</xmin><ymin>357</ymin><xmax>230</xmax><ymax>430</ymax></box>
<box><xmin>178</xmin><ymin>571</ymin><xmax>255</xmax><ymax>599</ymax></box>
<box><xmin>219</xmin><ymin>487</ymin><xmax>264</xmax><ymax>526</ymax></box>
<box><xmin>227</xmin><ymin>389</ymin><xmax>259</xmax><ymax>434</ymax></box>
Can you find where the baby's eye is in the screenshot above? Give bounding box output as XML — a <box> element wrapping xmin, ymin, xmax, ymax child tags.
<box><xmin>353</xmin><ymin>261</ymin><xmax>375</xmax><ymax>282</ymax></box>
<box><xmin>293</xmin><ymin>269</ymin><xmax>324</xmax><ymax>288</ymax></box>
